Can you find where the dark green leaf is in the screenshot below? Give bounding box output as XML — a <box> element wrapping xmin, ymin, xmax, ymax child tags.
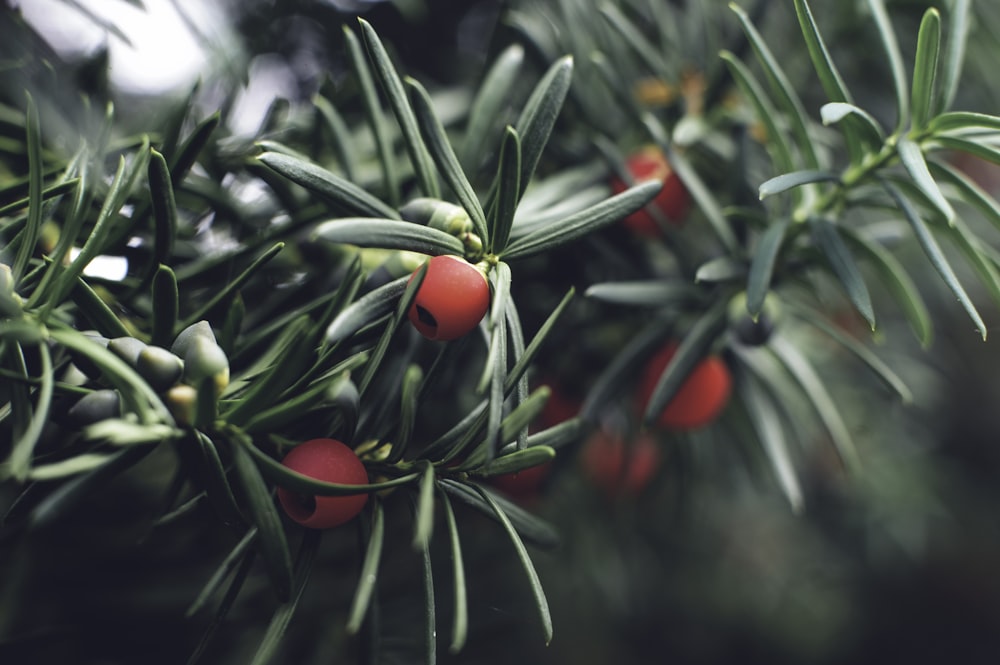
<box><xmin>313</xmin><ymin>218</ymin><xmax>464</xmax><ymax>256</ymax></box>
<box><xmin>489</xmin><ymin>126</ymin><xmax>521</xmax><ymax>254</ymax></box>
<box><xmin>504</xmin><ymin>287</ymin><xmax>574</xmax><ymax>394</ymax></box>
<box><xmin>229</xmin><ymin>439</ymin><xmax>294</xmax><ymax>603</ymax></box>
<box><xmin>248</xmin><ymin>530</ymin><xmax>321</xmax><ymax>665</ymax></box>
<box><xmin>864</xmin><ymin>0</ymin><xmax>909</xmax><ymax>132</ymax></box>
<box><xmin>312</xmin><ymin>93</ymin><xmax>358</xmax><ymax>182</ymax></box>
<box><xmin>928</xmin><ymin>111</ymin><xmax>1000</xmax><ymax>133</ymax></box>
<box><xmin>12</xmin><ymin>93</ymin><xmax>42</xmax><ymax>282</ymax></box>
<box><xmin>695</xmin><ymin>257</ymin><xmax>747</xmax><ymax>283</ymax></box>
<box><xmin>840</xmin><ymin>226</ymin><xmax>932</xmax><ymax>346</ymax></box>
<box><xmin>809</xmin><ymin>216</ymin><xmax>875</xmax><ymax>330</ymax></box>
<box><xmin>725</xmin><ymin>6</ymin><xmax>819</xmax><ymax>169</ymax></box>
<box><xmin>438</xmin><ymin>479</ymin><xmax>559</xmax><ymax>549</ymax></box>
<box><xmin>347</xmin><ymin>500</ymin><xmax>385</xmax><ymax>634</ymax></box>
<box><xmin>407</xmin><ymin>77</ymin><xmax>488</xmax><ymax>242</ymax></box>
<box><xmin>325</xmin><ymin>275</ymin><xmax>408</xmax><ymax>345</ymax></box>
<box><xmin>719</xmin><ymin>50</ymin><xmax>795</xmax><ymax>176</ymax></box>
<box><xmin>412</xmin><ymin>461</ymin><xmax>436</xmax><ymax>551</ymax></box>
<box><xmin>793</xmin><ymin>0</ymin><xmax>853</xmax><ymax>104</ymax></box>
<box><xmin>472</xmin><ymin>446</ymin><xmax>555</xmax><ymax>478</ymax></box>
<box><xmin>786</xmin><ymin>300</ymin><xmax>914</xmax><ymax>403</ymax></box>
<box><xmin>896</xmin><ymin>137</ymin><xmax>954</xmax><ymax>224</ymax></box>
<box><xmin>502</xmin><ymin>180</ymin><xmax>661</xmax><ymax>260</ymax></box>
<box><xmin>439</xmin><ymin>491</ymin><xmax>468</xmax><ymax>654</ymax></box>
<box><xmin>759</xmin><ymin>170</ymin><xmax>840</xmax><ymax>200</ymax></box>
<box><xmin>929</xmin><ymin>158</ymin><xmax>1000</xmax><ymax>235</ymax></box>
<box><xmin>358</xmin><ymin>18</ymin><xmax>441</xmax><ymax>198</ymax></box>
<box><xmin>186</xmin><ymin>528</ymin><xmax>258</xmax><ymax>618</ymax></box>
<box><xmin>819</xmin><ymin>102</ymin><xmax>886</xmax><ymax>148</ymax></box>
<box><xmin>642</xmin><ymin>300</ymin><xmax>728</xmax><ymax>426</ymax></box>
<box><xmin>513</xmin><ymin>55</ymin><xmax>573</xmax><ymax>198</ymax></box>
<box><xmin>182</xmin><ymin>242</ymin><xmax>285</xmax><ymax>328</ymax></box>
<box><xmin>732</xmin><ymin>357</ymin><xmax>804</xmax><ymax>513</ymax></box>
<box><xmin>5</xmin><ymin>340</ymin><xmax>52</xmax><ymax>481</ymax></box>
<box><xmin>585</xmin><ymin>280</ymin><xmax>699</xmax><ymax>307</ymax></box>
<box><xmin>884</xmin><ymin>180</ymin><xmax>985</xmax><ymax>339</ymax></box>
<box><xmin>470</xmin><ymin>484</ymin><xmax>552</xmax><ymax>645</ymax></box>
<box><xmin>747</xmin><ymin>219</ymin><xmax>791</xmax><ymax>318</ymax></box>
<box><xmin>151</xmin><ymin>265</ymin><xmax>179</xmax><ymax>347</ymax></box>
<box><xmin>461</xmin><ymin>43</ymin><xmax>524</xmax><ymax>171</ymax></box>
<box><xmin>148</xmin><ymin>148</ymin><xmax>177</xmax><ymax>269</ymax></box>
<box><xmin>936</xmin><ymin>0</ymin><xmax>970</xmax><ymax>114</ymax></box>
<box><xmin>342</xmin><ymin>25</ymin><xmax>399</xmax><ymax>205</ymax></box>
<box><xmin>910</xmin><ymin>8</ymin><xmax>941</xmax><ymax>131</ymax></box>
<box><xmin>768</xmin><ymin>334</ymin><xmax>860</xmax><ymax>472</ymax></box>
<box><xmin>257</xmin><ymin>151</ymin><xmax>398</xmax><ymax>219</ymax></box>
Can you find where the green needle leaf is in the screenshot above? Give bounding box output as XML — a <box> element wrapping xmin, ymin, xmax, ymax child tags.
<box><xmin>407</xmin><ymin>77</ymin><xmax>488</xmax><ymax>243</ymax></box>
<box><xmin>412</xmin><ymin>461</ymin><xmax>436</xmax><ymax>551</ymax></box>
<box><xmin>461</xmin><ymin>43</ymin><xmax>524</xmax><ymax>171</ymax></box>
<box><xmin>732</xmin><ymin>357</ymin><xmax>804</xmax><ymax>514</ymax></box>
<box><xmin>896</xmin><ymin>137</ymin><xmax>954</xmax><ymax>224</ymax></box>
<box><xmin>502</xmin><ymin>180</ymin><xmax>661</xmax><ymax>260</ymax></box>
<box><xmin>910</xmin><ymin>8</ymin><xmax>942</xmax><ymax>131</ymax></box>
<box><xmin>229</xmin><ymin>439</ymin><xmax>294</xmax><ymax>603</ymax></box>
<box><xmin>747</xmin><ymin>219</ymin><xmax>791</xmax><ymax>319</ymax></box>
<box><xmin>885</xmin><ymin>180</ymin><xmax>985</xmax><ymax>339</ymax></box>
<box><xmin>513</xmin><ymin>55</ymin><xmax>573</xmax><ymax>199</ymax></box>
<box><xmin>768</xmin><ymin>334</ymin><xmax>861</xmax><ymax>472</ymax></box>
<box><xmin>313</xmin><ymin>218</ymin><xmax>464</xmax><ymax>256</ymax></box>
<box><xmin>359</xmin><ymin>18</ymin><xmax>441</xmax><ymax>199</ymax></box>
<box><xmin>347</xmin><ymin>501</ymin><xmax>385</xmax><ymax>634</ymax></box>
<box><xmin>936</xmin><ymin>0</ymin><xmax>971</xmax><ymax>114</ymax></box>
<box><xmin>758</xmin><ymin>170</ymin><xmax>839</xmax><ymax>200</ymax></box>
<box><xmin>489</xmin><ymin>126</ymin><xmax>522</xmax><ymax>254</ymax></box>
<box><xmin>257</xmin><ymin>151</ymin><xmax>399</xmax><ymax>219</ymax></box>
<box><xmin>809</xmin><ymin>216</ymin><xmax>875</xmax><ymax>330</ymax></box>
<box><xmin>471</xmin><ymin>484</ymin><xmax>553</xmax><ymax>645</ymax></box>
<box><xmin>12</xmin><ymin>93</ymin><xmax>42</xmax><ymax>282</ymax></box>
<box><xmin>439</xmin><ymin>491</ymin><xmax>468</xmax><ymax>654</ymax></box>
<box><xmin>864</xmin><ymin>0</ymin><xmax>909</xmax><ymax>132</ymax></box>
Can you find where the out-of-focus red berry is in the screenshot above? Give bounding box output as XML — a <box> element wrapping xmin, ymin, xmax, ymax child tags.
<box><xmin>580</xmin><ymin>429</ymin><xmax>660</xmax><ymax>496</ymax></box>
<box><xmin>637</xmin><ymin>341</ymin><xmax>731</xmax><ymax>430</ymax></box>
<box><xmin>610</xmin><ymin>146</ymin><xmax>692</xmax><ymax>236</ymax></box>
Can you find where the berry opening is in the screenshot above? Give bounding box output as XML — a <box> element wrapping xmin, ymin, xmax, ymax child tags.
<box><xmin>283</xmin><ymin>492</ymin><xmax>317</xmax><ymax>522</ymax></box>
<box><xmin>415</xmin><ymin>305</ymin><xmax>438</xmax><ymax>331</ymax></box>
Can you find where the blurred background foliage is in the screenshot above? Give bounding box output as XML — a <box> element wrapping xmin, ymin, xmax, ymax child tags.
<box><xmin>3</xmin><ymin>0</ymin><xmax>1000</xmax><ymax>664</ymax></box>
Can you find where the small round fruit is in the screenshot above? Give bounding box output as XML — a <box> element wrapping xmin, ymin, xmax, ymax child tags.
<box><xmin>580</xmin><ymin>430</ymin><xmax>660</xmax><ymax>496</ymax></box>
<box><xmin>638</xmin><ymin>341</ymin><xmax>732</xmax><ymax>430</ymax></box>
<box><xmin>488</xmin><ymin>461</ymin><xmax>552</xmax><ymax>499</ymax></box>
<box><xmin>408</xmin><ymin>255</ymin><xmax>490</xmax><ymax>341</ymax></box>
<box><xmin>611</xmin><ymin>146</ymin><xmax>691</xmax><ymax>236</ymax></box>
<box><xmin>277</xmin><ymin>438</ymin><xmax>369</xmax><ymax>529</ymax></box>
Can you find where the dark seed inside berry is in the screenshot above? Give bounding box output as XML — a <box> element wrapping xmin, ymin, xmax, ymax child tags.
<box><xmin>416</xmin><ymin>305</ymin><xmax>437</xmax><ymax>330</ymax></box>
<box><xmin>291</xmin><ymin>493</ymin><xmax>316</xmax><ymax>518</ymax></box>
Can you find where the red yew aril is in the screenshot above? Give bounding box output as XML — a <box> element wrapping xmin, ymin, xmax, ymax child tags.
<box><xmin>277</xmin><ymin>438</ymin><xmax>369</xmax><ymax>529</ymax></box>
<box><xmin>408</xmin><ymin>255</ymin><xmax>490</xmax><ymax>341</ymax></box>
<box><xmin>638</xmin><ymin>341</ymin><xmax>731</xmax><ymax>430</ymax></box>
<box><xmin>488</xmin><ymin>461</ymin><xmax>553</xmax><ymax>499</ymax></box>
<box><xmin>580</xmin><ymin>430</ymin><xmax>660</xmax><ymax>496</ymax></box>
<box><xmin>610</xmin><ymin>146</ymin><xmax>691</xmax><ymax>236</ymax></box>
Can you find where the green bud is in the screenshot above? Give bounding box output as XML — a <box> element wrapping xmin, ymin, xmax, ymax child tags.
<box><xmin>165</xmin><ymin>384</ymin><xmax>197</xmax><ymax>427</ymax></box>
<box><xmin>170</xmin><ymin>320</ymin><xmax>216</xmax><ymax>358</ymax></box>
<box><xmin>67</xmin><ymin>389</ymin><xmax>121</xmax><ymax>427</ymax></box>
<box><xmin>400</xmin><ymin>198</ymin><xmax>473</xmax><ymax>236</ymax></box>
<box><xmin>380</xmin><ymin>251</ymin><xmax>427</xmax><ymax>279</ymax></box>
<box><xmin>136</xmin><ymin>345</ymin><xmax>184</xmax><ymax>392</ymax></box>
<box><xmin>107</xmin><ymin>336</ymin><xmax>148</xmax><ymax>367</ymax></box>
<box><xmin>182</xmin><ymin>335</ymin><xmax>230</xmax><ymax>394</ymax></box>
<box><xmin>0</xmin><ymin>263</ymin><xmax>23</xmax><ymax>319</ymax></box>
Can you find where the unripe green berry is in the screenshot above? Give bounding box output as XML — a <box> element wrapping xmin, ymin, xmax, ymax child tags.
<box><xmin>136</xmin><ymin>345</ymin><xmax>184</xmax><ymax>392</ymax></box>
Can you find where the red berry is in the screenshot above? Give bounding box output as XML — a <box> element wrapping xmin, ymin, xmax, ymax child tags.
<box><xmin>488</xmin><ymin>461</ymin><xmax>552</xmax><ymax>499</ymax></box>
<box><xmin>610</xmin><ymin>146</ymin><xmax>691</xmax><ymax>236</ymax></box>
<box><xmin>580</xmin><ymin>430</ymin><xmax>660</xmax><ymax>496</ymax></box>
<box><xmin>277</xmin><ymin>438</ymin><xmax>369</xmax><ymax>529</ymax></box>
<box><xmin>637</xmin><ymin>341</ymin><xmax>731</xmax><ymax>430</ymax></box>
<box><xmin>408</xmin><ymin>255</ymin><xmax>490</xmax><ymax>341</ymax></box>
